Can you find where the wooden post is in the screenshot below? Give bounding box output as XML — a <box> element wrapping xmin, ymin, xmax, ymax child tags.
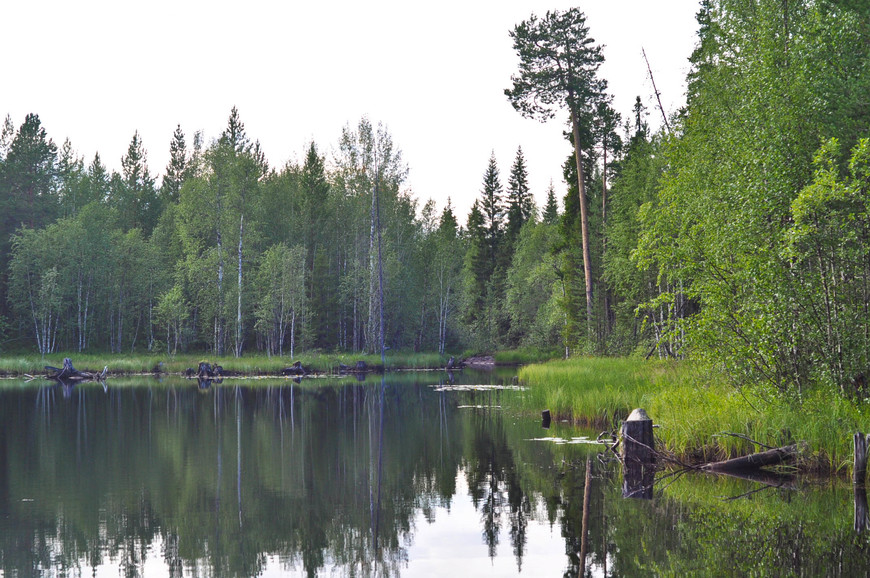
<box><xmin>854</xmin><ymin>432</ymin><xmax>869</xmax><ymax>486</ymax></box>
<box><xmin>622</xmin><ymin>408</ymin><xmax>654</xmax><ymax>463</ymax></box>
<box><xmin>541</xmin><ymin>409</ymin><xmax>551</xmax><ymax>429</ymax></box>
<box><xmin>622</xmin><ymin>408</ymin><xmax>655</xmax><ymax>499</ymax></box>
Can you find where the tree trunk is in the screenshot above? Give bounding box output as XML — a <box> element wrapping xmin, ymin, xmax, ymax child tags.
<box><xmin>570</xmin><ymin>107</ymin><xmax>594</xmax><ymax>335</ymax></box>
<box><xmin>235</xmin><ymin>214</ymin><xmax>244</xmax><ymax>358</ymax></box>
<box><xmin>703</xmin><ymin>444</ymin><xmax>802</xmax><ymax>473</ymax></box>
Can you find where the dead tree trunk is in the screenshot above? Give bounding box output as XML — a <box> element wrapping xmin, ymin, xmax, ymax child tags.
<box><xmin>45</xmin><ymin>358</ymin><xmax>107</xmax><ymax>382</ymax></box>
<box><xmin>702</xmin><ymin>444</ymin><xmax>802</xmax><ymax>473</ymax></box>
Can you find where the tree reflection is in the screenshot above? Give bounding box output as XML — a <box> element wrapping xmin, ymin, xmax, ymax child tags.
<box><xmin>2</xmin><ymin>377</ymin><xmax>869</xmax><ymax>576</ymax></box>
<box><xmin>464</xmin><ymin>404</ymin><xmax>530</xmax><ymax>569</ymax></box>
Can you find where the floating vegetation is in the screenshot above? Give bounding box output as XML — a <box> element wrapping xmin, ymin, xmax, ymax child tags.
<box><xmin>526</xmin><ymin>436</ymin><xmax>608</xmax><ymax>445</ymax></box>
<box><xmin>457</xmin><ymin>405</ymin><xmax>503</xmax><ymax>410</ymax></box>
<box><xmin>431</xmin><ymin>384</ymin><xmax>527</xmax><ymax>392</ymax></box>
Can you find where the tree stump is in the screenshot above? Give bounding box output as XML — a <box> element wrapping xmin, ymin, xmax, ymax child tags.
<box><xmin>622</xmin><ymin>408</ymin><xmax>655</xmax><ymax>464</ymax></box>
<box><xmin>621</xmin><ymin>408</ymin><xmax>655</xmax><ymax>499</ymax></box>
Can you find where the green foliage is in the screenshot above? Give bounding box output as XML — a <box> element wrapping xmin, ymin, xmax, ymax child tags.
<box><xmin>505</xmin><ymin>8</ymin><xmax>605</xmax><ymax>122</ymax></box>
<box><xmin>633</xmin><ymin>0</ymin><xmax>870</xmax><ymax>391</ymax></box>
<box><xmin>504</xmin><ymin>220</ymin><xmax>562</xmax><ymax>348</ymax></box>
<box><xmin>782</xmin><ymin>137</ymin><xmax>870</xmax><ymax>393</ymax></box>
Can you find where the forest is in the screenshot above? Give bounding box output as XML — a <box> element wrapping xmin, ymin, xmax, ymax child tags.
<box><xmin>1</xmin><ymin>0</ymin><xmax>869</xmax><ymax>397</ymax></box>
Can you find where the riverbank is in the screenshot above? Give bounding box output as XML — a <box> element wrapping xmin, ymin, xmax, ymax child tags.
<box><xmin>0</xmin><ymin>348</ymin><xmax>560</xmax><ymax>378</ymax></box>
<box><xmin>518</xmin><ymin>357</ymin><xmax>870</xmax><ymax>475</ymax></box>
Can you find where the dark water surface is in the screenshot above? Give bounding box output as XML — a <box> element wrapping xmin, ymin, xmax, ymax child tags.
<box><xmin>1</xmin><ymin>369</ymin><xmax>868</xmax><ymax>577</ymax></box>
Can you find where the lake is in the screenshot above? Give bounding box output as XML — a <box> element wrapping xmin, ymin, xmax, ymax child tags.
<box><xmin>0</xmin><ymin>368</ymin><xmax>868</xmax><ymax>577</ymax></box>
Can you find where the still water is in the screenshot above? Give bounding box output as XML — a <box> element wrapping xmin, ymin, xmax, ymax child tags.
<box><xmin>0</xmin><ymin>369</ymin><xmax>868</xmax><ymax>577</ymax></box>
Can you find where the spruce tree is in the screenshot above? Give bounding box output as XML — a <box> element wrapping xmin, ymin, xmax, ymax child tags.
<box><xmin>161</xmin><ymin>125</ymin><xmax>187</xmax><ymax>205</ymax></box>
<box><xmin>505</xmin><ymin>146</ymin><xmax>532</xmax><ymax>252</ymax></box>
<box><xmin>112</xmin><ymin>131</ymin><xmax>158</xmax><ymax>233</ymax></box>
<box><xmin>479</xmin><ymin>152</ymin><xmax>504</xmax><ymax>271</ymax></box>
<box><xmin>542</xmin><ymin>180</ymin><xmax>559</xmax><ymax>225</ymax></box>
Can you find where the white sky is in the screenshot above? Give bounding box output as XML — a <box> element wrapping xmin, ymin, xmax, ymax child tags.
<box><xmin>2</xmin><ymin>0</ymin><xmax>700</xmax><ymax>223</ymax></box>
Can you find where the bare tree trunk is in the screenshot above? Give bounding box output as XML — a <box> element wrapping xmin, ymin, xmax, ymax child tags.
<box><xmin>570</xmin><ymin>106</ymin><xmax>594</xmax><ymax>337</ymax></box>
<box><xmin>367</xmin><ymin>188</ymin><xmax>377</xmax><ymax>353</ymax></box>
<box><xmin>217</xmin><ymin>222</ymin><xmax>224</xmax><ymax>356</ymax></box>
<box><xmin>290</xmin><ymin>309</ymin><xmax>296</xmax><ymax>360</ymax></box>
<box><xmin>235</xmin><ymin>214</ymin><xmax>244</xmax><ymax>358</ymax></box>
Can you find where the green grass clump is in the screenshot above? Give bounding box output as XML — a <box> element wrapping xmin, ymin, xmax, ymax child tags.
<box><xmin>519</xmin><ymin>356</ymin><xmax>667</xmax><ymax>425</ymax></box>
<box><xmin>494</xmin><ymin>348</ymin><xmax>562</xmax><ymax>365</ymax></box>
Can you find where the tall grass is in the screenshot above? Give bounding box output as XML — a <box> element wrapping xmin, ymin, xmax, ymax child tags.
<box><xmin>519</xmin><ymin>356</ymin><xmax>870</xmax><ymax>470</ymax></box>
<box><xmin>494</xmin><ymin>348</ymin><xmax>562</xmax><ymax>365</ymax></box>
<box><xmin>518</xmin><ymin>357</ymin><xmax>672</xmax><ymax>425</ymax></box>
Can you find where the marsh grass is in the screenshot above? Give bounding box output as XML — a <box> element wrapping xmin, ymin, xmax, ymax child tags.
<box><xmin>494</xmin><ymin>348</ymin><xmax>562</xmax><ymax>365</ymax></box>
<box><xmin>0</xmin><ymin>351</ymin><xmax>453</xmax><ymax>376</ymax></box>
<box><xmin>519</xmin><ymin>356</ymin><xmax>870</xmax><ymax>471</ymax></box>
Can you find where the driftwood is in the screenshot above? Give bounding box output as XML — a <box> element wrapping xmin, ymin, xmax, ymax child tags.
<box><xmin>282</xmin><ymin>361</ymin><xmax>308</xmax><ymax>376</ymax></box>
<box><xmin>185</xmin><ymin>362</ymin><xmax>224</xmax><ymax>378</ymax></box>
<box><xmin>702</xmin><ymin>444</ymin><xmax>802</xmax><ymax>473</ymax></box>
<box><xmin>45</xmin><ymin>358</ymin><xmax>107</xmax><ymax>382</ymax></box>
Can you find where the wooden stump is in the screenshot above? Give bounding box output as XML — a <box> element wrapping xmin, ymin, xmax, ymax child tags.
<box><xmin>621</xmin><ymin>408</ymin><xmax>654</xmax><ymax>464</ymax></box>
<box><xmin>541</xmin><ymin>409</ymin><xmax>551</xmax><ymax>429</ymax></box>
<box><xmin>621</xmin><ymin>408</ymin><xmax>655</xmax><ymax>499</ymax></box>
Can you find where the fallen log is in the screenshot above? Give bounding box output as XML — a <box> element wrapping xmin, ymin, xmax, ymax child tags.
<box><xmin>702</xmin><ymin>443</ymin><xmax>802</xmax><ymax>473</ymax></box>
<box><xmin>45</xmin><ymin>358</ymin><xmax>107</xmax><ymax>382</ymax></box>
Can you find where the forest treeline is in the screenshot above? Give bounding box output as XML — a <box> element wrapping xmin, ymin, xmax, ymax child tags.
<box><xmin>1</xmin><ymin>0</ymin><xmax>869</xmax><ymax>395</ymax></box>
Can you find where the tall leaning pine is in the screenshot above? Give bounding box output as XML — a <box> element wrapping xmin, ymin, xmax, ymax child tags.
<box><xmin>505</xmin><ymin>8</ymin><xmax>605</xmax><ymax>335</ymax></box>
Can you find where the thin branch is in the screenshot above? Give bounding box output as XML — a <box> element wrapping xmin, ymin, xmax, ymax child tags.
<box><xmin>712</xmin><ymin>432</ymin><xmax>776</xmax><ymax>450</ymax></box>
<box><xmin>642</xmin><ymin>47</ymin><xmax>671</xmax><ymax>134</ymax></box>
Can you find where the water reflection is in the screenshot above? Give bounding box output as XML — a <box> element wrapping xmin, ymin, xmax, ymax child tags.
<box><xmin>1</xmin><ymin>373</ymin><xmax>870</xmax><ymax>576</ymax></box>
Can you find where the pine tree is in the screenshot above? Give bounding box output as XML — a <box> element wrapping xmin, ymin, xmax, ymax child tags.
<box><xmin>506</xmin><ymin>8</ymin><xmax>606</xmax><ymax>328</ymax></box>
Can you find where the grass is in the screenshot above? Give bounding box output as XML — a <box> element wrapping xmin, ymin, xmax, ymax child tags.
<box><xmin>0</xmin><ymin>350</ymin><xmax>459</xmax><ymax>377</ymax></box>
<box><xmin>493</xmin><ymin>347</ymin><xmax>562</xmax><ymax>365</ymax></box>
<box><xmin>518</xmin><ymin>356</ymin><xmax>870</xmax><ymax>472</ymax></box>
<box><xmin>0</xmin><ymin>348</ymin><xmax>561</xmax><ymax>377</ymax></box>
